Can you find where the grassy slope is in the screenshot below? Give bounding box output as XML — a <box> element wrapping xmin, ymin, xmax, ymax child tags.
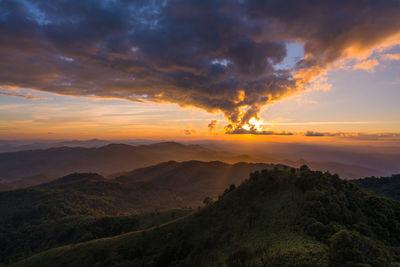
<box><xmin>1</xmin><ymin>208</ymin><xmax>192</xmax><ymax>265</ymax></box>
<box><xmin>0</xmin><ymin>173</ymin><xmax>187</xmax><ymax>264</ymax></box>
<box><xmin>0</xmin><ymin>175</ymin><xmax>183</xmax><ymax>218</ymax></box>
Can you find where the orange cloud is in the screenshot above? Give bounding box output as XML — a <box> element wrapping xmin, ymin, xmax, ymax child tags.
<box><xmin>351</xmin><ymin>59</ymin><xmax>379</xmax><ymax>72</ymax></box>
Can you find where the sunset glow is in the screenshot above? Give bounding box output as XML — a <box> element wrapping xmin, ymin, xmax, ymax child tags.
<box><xmin>0</xmin><ymin>0</ymin><xmax>398</xmax><ymax>145</ymax></box>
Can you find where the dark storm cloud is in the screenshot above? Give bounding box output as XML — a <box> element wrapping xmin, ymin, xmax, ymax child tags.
<box><xmin>0</xmin><ymin>0</ymin><xmax>400</xmax><ymax>132</ymax></box>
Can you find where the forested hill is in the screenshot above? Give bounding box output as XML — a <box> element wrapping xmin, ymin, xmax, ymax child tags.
<box><xmin>14</xmin><ymin>167</ymin><xmax>400</xmax><ymax>267</ymax></box>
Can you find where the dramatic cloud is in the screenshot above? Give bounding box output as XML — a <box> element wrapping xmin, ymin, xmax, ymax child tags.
<box><xmin>0</xmin><ymin>0</ymin><xmax>400</xmax><ymax>133</ymax></box>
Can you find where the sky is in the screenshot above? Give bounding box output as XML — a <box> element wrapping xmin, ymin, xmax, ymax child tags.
<box><xmin>0</xmin><ymin>0</ymin><xmax>400</xmax><ymax>143</ymax></box>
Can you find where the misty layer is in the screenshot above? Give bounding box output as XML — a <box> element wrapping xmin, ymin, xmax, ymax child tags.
<box><xmin>0</xmin><ymin>0</ymin><xmax>399</xmax><ymax>132</ymax></box>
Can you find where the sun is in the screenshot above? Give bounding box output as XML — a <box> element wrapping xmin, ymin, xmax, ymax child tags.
<box><xmin>240</xmin><ymin>117</ymin><xmax>264</xmax><ymax>132</ymax></box>
<box><xmin>249</xmin><ymin>117</ymin><xmax>263</xmax><ymax>131</ymax></box>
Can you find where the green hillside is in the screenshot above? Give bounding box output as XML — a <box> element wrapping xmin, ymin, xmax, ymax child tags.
<box><xmin>0</xmin><ymin>162</ymin><xmax>279</xmax><ymax>264</ymax></box>
<box><xmin>13</xmin><ymin>167</ymin><xmax>400</xmax><ymax>267</ymax></box>
<box><xmin>1</xmin><ymin>207</ymin><xmax>191</xmax><ymax>265</ymax></box>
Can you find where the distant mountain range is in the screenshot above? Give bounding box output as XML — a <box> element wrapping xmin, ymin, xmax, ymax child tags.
<box><xmin>1</xmin><ymin>141</ymin><xmax>399</xmax><ymax>189</ymax></box>
<box><xmin>0</xmin><ymin>139</ymin><xmax>112</xmax><ymax>153</ymax></box>
<box><xmin>0</xmin><ymin>142</ymin><xmax>259</xmax><ymax>185</ymax></box>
